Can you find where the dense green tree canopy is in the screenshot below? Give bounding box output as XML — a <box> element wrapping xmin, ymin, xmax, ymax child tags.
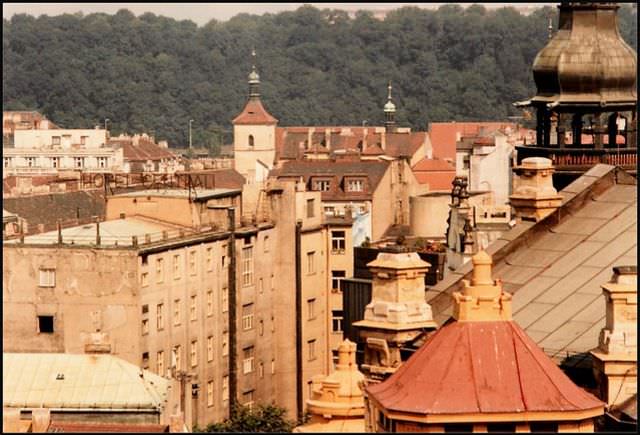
<box><xmin>3</xmin><ymin>4</ymin><xmax>637</xmax><ymax>151</ymax></box>
<box><xmin>194</xmin><ymin>403</ymin><xmax>296</xmax><ymax>433</ymax></box>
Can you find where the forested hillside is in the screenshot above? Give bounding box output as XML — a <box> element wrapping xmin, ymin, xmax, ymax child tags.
<box><xmin>3</xmin><ymin>4</ymin><xmax>637</xmax><ymax>152</ymax></box>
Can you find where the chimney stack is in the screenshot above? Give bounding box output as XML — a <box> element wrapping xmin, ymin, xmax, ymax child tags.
<box><xmin>509</xmin><ymin>157</ymin><xmax>561</xmax><ymax>221</ymax></box>
<box><xmin>590</xmin><ymin>265</ymin><xmax>637</xmax><ymax>408</ymax></box>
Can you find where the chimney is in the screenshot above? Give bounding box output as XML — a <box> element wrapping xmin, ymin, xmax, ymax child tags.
<box><xmin>31</xmin><ymin>409</ymin><xmax>51</xmax><ymax>433</ymax></box>
<box><xmin>509</xmin><ymin>157</ymin><xmax>561</xmax><ymax>221</ymax></box>
<box><xmin>590</xmin><ymin>265</ymin><xmax>637</xmax><ymax>408</ymax></box>
<box><xmin>453</xmin><ymin>251</ymin><xmax>512</xmax><ymax>322</ymax></box>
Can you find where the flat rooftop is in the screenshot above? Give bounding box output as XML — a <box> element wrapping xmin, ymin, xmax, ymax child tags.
<box><xmin>112</xmin><ymin>188</ymin><xmax>240</xmax><ymax>201</ymax></box>
<box><xmin>4</xmin><ymin>216</ymin><xmax>187</xmax><ymax>247</ymax></box>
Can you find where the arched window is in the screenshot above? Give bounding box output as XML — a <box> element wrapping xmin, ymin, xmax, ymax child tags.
<box><xmin>248</xmin><ymin>135</ymin><xmax>255</xmax><ymax>147</ymax></box>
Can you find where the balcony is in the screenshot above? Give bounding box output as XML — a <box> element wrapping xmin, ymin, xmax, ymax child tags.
<box><xmin>515</xmin><ymin>146</ymin><xmax>637</xmax><ymax>173</ymax></box>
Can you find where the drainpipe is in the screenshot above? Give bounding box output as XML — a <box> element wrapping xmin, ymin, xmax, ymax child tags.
<box><xmin>227</xmin><ymin>207</ymin><xmax>238</xmax><ymax>414</ymax></box>
<box><xmin>295</xmin><ymin>219</ymin><xmax>303</xmax><ymax>421</ymax></box>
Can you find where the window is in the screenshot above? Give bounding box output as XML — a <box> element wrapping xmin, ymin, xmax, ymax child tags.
<box><xmin>141</xmin><ymin>272</ymin><xmax>149</xmax><ymax>287</ymax></box>
<box><xmin>242</xmin><ymin>247</ymin><xmax>253</xmax><ymax>286</ymax></box>
<box><xmin>52</xmin><ymin>136</ymin><xmax>61</xmax><ymax>146</ymax></box>
<box><xmin>263</xmin><ymin>235</ymin><xmax>269</xmax><ymax>253</ymax></box>
<box><xmin>97</xmin><ymin>157</ymin><xmax>107</xmax><ymax>168</ymax></box>
<box><xmin>206</xmin><ymin>247</ymin><xmax>213</xmax><ymax>271</ymax></box>
<box><xmin>258</xmin><ymin>278</ymin><xmax>264</xmax><ymax>294</ymax></box>
<box><xmin>207</xmin><ymin>336</ymin><xmax>214</xmax><ymax>362</ymax></box>
<box><xmin>207</xmin><ymin>380</ymin><xmax>214</xmax><ymax>407</ymax></box>
<box><xmin>4</xmin><ymin>157</ymin><xmax>12</xmax><ymax>168</ymax></box>
<box><xmin>324</xmin><ymin>206</ymin><xmax>335</xmax><ymax>216</ymax></box>
<box><xmin>271</xmin><ymin>359</ymin><xmax>276</xmax><ymax>374</ymax></box>
<box><xmin>157</xmin><ymin>303</ymin><xmax>164</xmax><ymax>330</ymax></box>
<box><xmin>487</xmin><ymin>423</ymin><xmax>517</xmax><ymax>433</ymax></box>
<box><xmin>80</xmin><ymin>135</ymin><xmax>89</xmax><ymax>145</ymax></box>
<box><xmin>173</xmin><ymin>345</ymin><xmax>182</xmax><ymax>371</ymax></box>
<box><xmin>221</xmin><ymin>244</ymin><xmax>227</xmax><ymax>268</ymax></box>
<box><xmin>190</xmin><ymin>340</ymin><xmax>198</xmax><ymax>367</ymax></box>
<box><xmin>331</xmin><ymin>231</ymin><xmax>346</xmax><ymax>253</ymax></box>
<box><xmin>243</xmin><ymin>390</ymin><xmax>255</xmax><ymax>410</ymax></box>
<box><xmin>142</xmin><ymin>352</ymin><xmax>149</xmax><ymax>368</ymax></box>
<box><xmin>222</xmin><ymin>376</ymin><xmax>229</xmax><ymax>401</ymax></box>
<box><xmin>38</xmin><ymin>315</ymin><xmax>54</xmax><ymax>333</ymax></box>
<box><xmin>529</xmin><ymin>422</ymin><xmax>558</xmax><ymax>433</ymax></box>
<box><xmin>190</xmin><ymin>295</ymin><xmax>197</xmax><ymax>321</ymax></box>
<box><xmin>346</xmin><ymin>179</ymin><xmax>364</xmax><ymax>192</ymax></box>
<box><xmin>173</xmin><ymin>254</ymin><xmax>181</xmax><ymax>279</ymax></box>
<box><xmin>222</xmin><ymin>287</ymin><xmax>229</xmax><ymax>313</ymax></box>
<box><xmin>157</xmin><ymin>351</ymin><xmax>165</xmax><ymax>376</ymax></box>
<box><xmin>173</xmin><ymin>299</ymin><xmax>181</xmax><ymax>326</ymax></box>
<box><xmin>51</xmin><ymin>157</ymin><xmax>59</xmax><ymax>168</ymax></box>
<box><xmin>74</xmin><ymin>157</ymin><xmax>84</xmax><ymax>169</ymax></box>
<box><xmin>189</xmin><ymin>250</ymin><xmax>197</xmax><ymax>275</ymax></box>
<box><xmin>306</xmin><ymin>198</ymin><xmax>315</xmax><ymax>218</ymax></box>
<box><xmin>313</xmin><ymin>179</ymin><xmax>331</xmax><ymax>191</ymax></box>
<box><xmin>259</xmin><ymin>319</ymin><xmax>264</xmax><ymax>336</ymax></box>
<box><xmin>307</xmin><ymin>299</ymin><xmax>316</xmax><ymax>320</ymax></box>
<box><xmin>207</xmin><ymin>289</ymin><xmax>214</xmax><ymax>316</ymax></box>
<box><xmin>142</xmin><ymin>318</ymin><xmax>149</xmax><ymax>335</ymax></box>
<box><xmin>308</xmin><ymin>339</ymin><xmax>316</xmax><ymax>361</ymax></box>
<box><xmin>248</xmin><ymin>135</ymin><xmax>254</xmax><ymax>147</ymax></box>
<box><xmin>39</xmin><ymin>269</ymin><xmax>56</xmax><ymax>287</ymax></box>
<box><xmin>243</xmin><ymin>347</ymin><xmax>255</xmax><ymax>374</ymax></box>
<box><xmin>242</xmin><ymin>304</ymin><xmax>254</xmax><ymax>331</ymax></box>
<box><xmin>222</xmin><ymin>333</ymin><xmax>229</xmax><ymax>356</ymax></box>
<box><xmin>156</xmin><ymin>258</ymin><xmax>164</xmax><ymax>283</ymax></box>
<box><xmin>331</xmin><ymin>270</ymin><xmax>346</xmax><ymax>292</ymax></box>
<box><xmin>307</xmin><ymin>251</ymin><xmax>315</xmax><ymax>274</ymax></box>
<box><xmin>258</xmin><ymin>361</ymin><xmax>264</xmax><ymax>378</ymax></box>
<box><xmin>26</xmin><ymin>157</ymin><xmax>36</xmax><ymax>167</ymax></box>
<box><xmin>142</xmin><ymin>304</ymin><xmax>149</xmax><ymax>314</ymax></box>
<box><xmin>332</xmin><ymin>310</ymin><xmax>344</xmax><ymax>332</ymax></box>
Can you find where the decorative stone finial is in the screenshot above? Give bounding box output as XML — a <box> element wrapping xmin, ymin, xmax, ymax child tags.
<box><xmin>384</xmin><ymin>81</ymin><xmax>397</xmax><ymax>130</ymax></box>
<box><xmin>510</xmin><ymin>157</ymin><xmax>562</xmax><ymax>222</ymax></box>
<box><xmin>453</xmin><ymin>251</ymin><xmax>513</xmax><ymax>322</ymax></box>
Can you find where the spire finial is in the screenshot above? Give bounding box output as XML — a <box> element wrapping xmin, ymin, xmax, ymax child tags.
<box><xmin>547</xmin><ymin>14</ymin><xmax>553</xmax><ymax>40</ymax></box>
<box><xmin>248</xmin><ymin>47</ymin><xmax>260</xmax><ymax>98</ymax></box>
<box><xmin>387</xmin><ymin>81</ymin><xmax>392</xmax><ymax>101</ymax></box>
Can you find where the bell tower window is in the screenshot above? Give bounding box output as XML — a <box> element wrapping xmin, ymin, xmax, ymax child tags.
<box><xmin>248</xmin><ymin>135</ymin><xmax>254</xmax><ymax>147</ymax></box>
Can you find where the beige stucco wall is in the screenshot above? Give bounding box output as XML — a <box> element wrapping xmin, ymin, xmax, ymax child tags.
<box><xmin>3</xmin><ymin>246</ymin><xmax>140</xmax><ymax>364</ymax></box>
<box><xmin>14</xmin><ymin>129</ymin><xmax>107</xmax><ymax>149</ymax></box>
<box><xmin>233</xmin><ymin>125</ymin><xmax>276</xmax><ymax>184</ymax></box>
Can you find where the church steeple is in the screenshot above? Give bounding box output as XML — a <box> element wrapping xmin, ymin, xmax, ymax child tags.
<box><xmin>383</xmin><ymin>81</ymin><xmax>396</xmax><ymax>131</ymax></box>
<box><xmin>248</xmin><ymin>47</ymin><xmax>261</xmax><ymax>100</ymax></box>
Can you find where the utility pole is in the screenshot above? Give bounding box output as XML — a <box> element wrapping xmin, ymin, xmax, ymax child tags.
<box><xmin>189</xmin><ymin>119</ymin><xmax>194</xmax><ymax>150</ymax></box>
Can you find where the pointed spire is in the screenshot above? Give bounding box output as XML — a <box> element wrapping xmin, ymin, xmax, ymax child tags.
<box><xmin>248</xmin><ymin>47</ymin><xmax>260</xmax><ymax>99</ymax></box>
<box><xmin>384</xmin><ymin>81</ymin><xmax>396</xmax><ymax>130</ymax></box>
<box><xmin>547</xmin><ymin>14</ymin><xmax>553</xmax><ymax>40</ymax></box>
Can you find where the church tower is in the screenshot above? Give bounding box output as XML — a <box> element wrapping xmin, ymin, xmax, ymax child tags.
<box><xmin>232</xmin><ymin>49</ymin><xmax>278</xmax><ymax>184</ymax></box>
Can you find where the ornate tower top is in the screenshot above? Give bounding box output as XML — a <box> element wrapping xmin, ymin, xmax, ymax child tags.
<box><xmin>248</xmin><ymin>47</ymin><xmax>261</xmax><ymax>99</ymax></box>
<box><xmin>383</xmin><ymin>81</ymin><xmax>396</xmax><ymax>131</ymax></box>
<box><xmin>453</xmin><ymin>251</ymin><xmax>513</xmax><ymax>322</ymax></box>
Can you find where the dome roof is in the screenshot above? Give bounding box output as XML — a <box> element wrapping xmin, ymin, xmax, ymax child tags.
<box><xmin>248</xmin><ymin>68</ymin><xmax>260</xmax><ymax>84</ymax></box>
<box><xmin>383</xmin><ymin>100</ymin><xmax>396</xmax><ymax>113</ymax></box>
<box><xmin>531</xmin><ymin>2</ymin><xmax>636</xmax><ymax>108</ymax></box>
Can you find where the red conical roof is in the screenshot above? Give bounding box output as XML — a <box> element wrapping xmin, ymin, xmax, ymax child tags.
<box><xmin>367</xmin><ymin>320</ymin><xmax>604</xmax><ymax>416</ymax></box>
<box><xmin>232</xmin><ymin>99</ymin><xmax>278</xmax><ymax>125</ymax></box>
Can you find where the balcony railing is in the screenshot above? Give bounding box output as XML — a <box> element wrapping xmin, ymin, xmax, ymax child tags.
<box><xmin>516</xmin><ymin>146</ymin><xmax>637</xmax><ymax>171</ymax></box>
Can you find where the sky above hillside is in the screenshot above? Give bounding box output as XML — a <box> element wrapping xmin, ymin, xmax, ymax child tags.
<box><xmin>4</xmin><ymin>3</ymin><xmax>547</xmax><ymax>25</ymax></box>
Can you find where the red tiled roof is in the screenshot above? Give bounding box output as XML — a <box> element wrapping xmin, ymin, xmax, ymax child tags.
<box><xmin>412</xmin><ymin>158</ymin><xmax>455</xmax><ymax>172</ymax></box>
<box><xmin>412</xmin><ymin>158</ymin><xmax>456</xmax><ymax>190</ymax></box>
<box><xmin>367</xmin><ymin>320</ymin><xmax>604</xmax><ymax>416</ymax></box>
<box><xmin>232</xmin><ymin>99</ymin><xmax>278</xmax><ymax>125</ymax></box>
<box><xmin>429</xmin><ymin>122</ymin><xmax>517</xmax><ymax>161</ymax></box>
<box><xmin>46</xmin><ymin>421</ymin><xmax>169</xmax><ymax>433</ymax></box>
<box><xmin>362</xmin><ymin>143</ymin><xmax>385</xmax><ymax>155</ymax></box>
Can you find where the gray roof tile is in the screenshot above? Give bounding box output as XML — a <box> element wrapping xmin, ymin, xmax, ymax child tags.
<box><xmin>582</xmin><ymin>230</ymin><xmax>637</xmax><ymax>267</ymax></box>
<box><xmin>528</xmin><ymin>292</ymin><xmax>601</xmax><ymax>334</ymax></box>
<box><xmin>505</xmin><ymin>248</ymin><xmax>564</xmax><ymax>268</ymax></box>
<box><xmin>572</xmin><ymin>199</ymin><xmax>628</xmax><ymax>220</ymax></box>
<box><xmin>536</xmin><ymin>265</ymin><xmax>602</xmax><ymax>304</ymax></box>
<box><xmin>539</xmin><ymin>320</ymin><xmax>598</xmax><ymax>356</ymax></box>
<box><xmin>528</xmin><ymin>232</ymin><xmax>585</xmax><ymax>252</ymax></box>
<box><xmin>540</xmin><ymin>240</ymin><xmax>605</xmax><ymax>278</ymax></box>
<box><xmin>513</xmin><ymin>302</ymin><xmax>556</xmax><ymax>329</ymax></box>
<box><xmin>493</xmin><ymin>263</ymin><xmax>543</xmax><ymax>284</ymax></box>
<box><xmin>586</xmin><ymin>206</ymin><xmax>636</xmax><ymax>242</ymax></box>
<box><xmin>592</xmin><ymin>184</ymin><xmax>636</xmax><ymax>203</ymax></box>
<box><xmin>512</xmin><ymin>276</ymin><xmax>560</xmax><ymax>312</ymax></box>
<box><xmin>552</xmin><ymin>217</ymin><xmax>607</xmax><ymax>236</ymax></box>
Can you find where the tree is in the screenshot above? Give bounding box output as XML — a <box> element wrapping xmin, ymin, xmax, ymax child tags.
<box><xmin>194</xmin><ymin>403</ymin><xmax>296</xmax><ymax>433</ymax></box>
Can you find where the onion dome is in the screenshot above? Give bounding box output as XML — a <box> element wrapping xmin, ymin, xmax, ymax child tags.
<box><xmin>383</xmin><ymin>82</ymin><xmax>396</xmax><ymax>113</ymax></box>
<box><xmin>530</xmin><ymin>2</ymin><xmax>637</xmax><ymax>109</ymax></box>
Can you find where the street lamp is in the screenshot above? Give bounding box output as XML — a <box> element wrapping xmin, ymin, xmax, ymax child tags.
<box><xmin>189</xmin><ymin>119</ymin><xmax>194</xmax><ymax>150</ymax></box>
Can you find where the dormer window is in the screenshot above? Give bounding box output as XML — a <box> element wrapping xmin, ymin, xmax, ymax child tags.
<box><xmin>346</xmin><ymin>178</ymin><xmax>364</xmax><ymax>192</ymax></box>
<box><xmin>248</xmin><ymin>135</ymin><xmax>254</xmax><ymax>147</ymax></box>
<box><xmin>311</xmin><ymin>178</ymin><xmax>331</xmax><ymax>191</ymax></box>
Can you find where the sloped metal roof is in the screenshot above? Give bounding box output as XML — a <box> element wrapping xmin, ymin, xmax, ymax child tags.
<box><xmin>3</xmin><ymin>353</ymin><xmax>169</xmax><ymax>410</ymax></box>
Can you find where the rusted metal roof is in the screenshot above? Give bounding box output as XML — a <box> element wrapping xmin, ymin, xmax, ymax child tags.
<box><xmin>426</xmin><ymin>165</ymin><xmax>637</xmax><ymax>361</ymax></box>
<box><xmin>366</xmin><ymin>320</ymin><xmax>604</xmax><ymax>415</ymax></box>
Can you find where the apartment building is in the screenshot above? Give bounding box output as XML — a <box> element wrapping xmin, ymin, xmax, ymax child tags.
<box><xmin>3</xmin><ymin>179</ymin><xmax>353</xmax><ymax>427</ymax></box>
